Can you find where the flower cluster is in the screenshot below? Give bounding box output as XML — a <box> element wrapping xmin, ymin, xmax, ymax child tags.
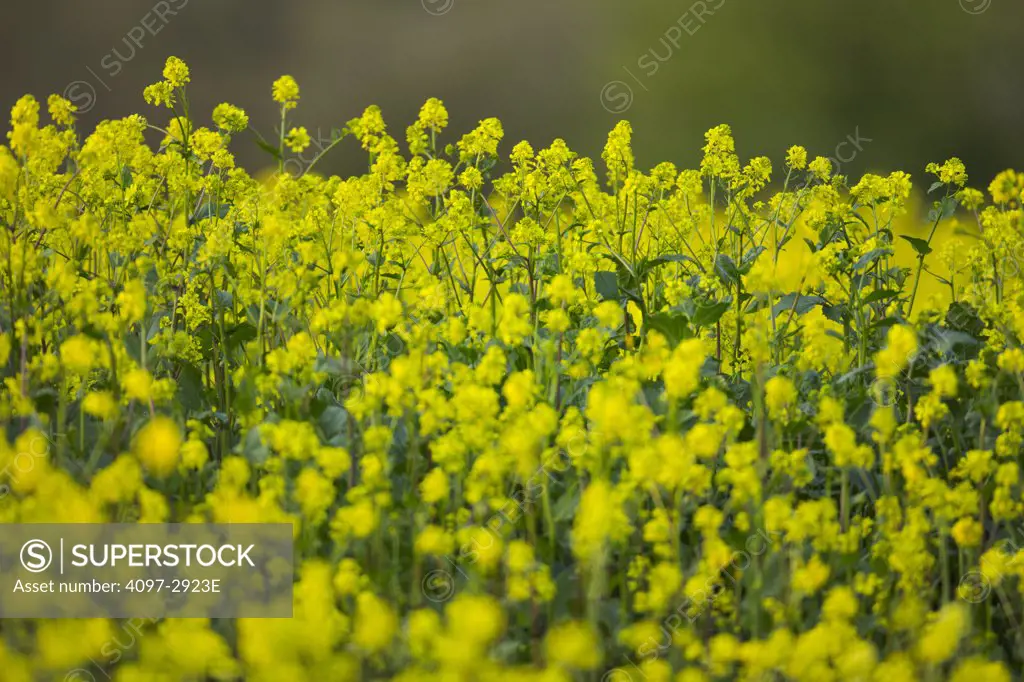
<box><xmin>2</xmin><ymin>56</ymin><xmax>1024</xmax><ymax>681</ymax></box>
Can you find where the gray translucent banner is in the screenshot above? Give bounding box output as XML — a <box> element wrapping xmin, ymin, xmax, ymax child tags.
<box><xmin>0</xmin><ymin>524</ymin><xmax>293</xmax><ymax>618</ymax></box>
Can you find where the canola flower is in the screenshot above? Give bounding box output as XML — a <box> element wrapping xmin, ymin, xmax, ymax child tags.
<box><xmin>1</xmin><ymin>56</ymin><xmax>1024</xmax><ymax>680</ymax></box>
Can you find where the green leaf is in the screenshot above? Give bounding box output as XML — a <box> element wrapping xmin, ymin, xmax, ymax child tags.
<box><xmin>854</xmin><ymin>248</ymin><xmax>891</xmax><ymax>271</ymax></box>
<box><xmin>509</xmin><ymin>282</ymin><xmax>531</xmax><ymax>298</ymax></box>
<box><xmin>862</xmin><ymin>288</ymin><xmax>901</xmax><ymax>304</ymax></box>
<box><xmin>255</xmin><ymin>137</ymin><xmax>282</xmax><ymax>160</ymax></box>
<box><xmin>491</xmin><ymin>640</ymin><xmax>526</xmax><ymax>663</ymax></box>
<box><xmin>31</xmin><ymin>387</ymin><xmax>59</xmax><ymax>416</ymax></box>
<box><xmin>741</xmin><ymin>245</ymin><xmax>767</xmax><ymax>267</ymax></box>
<box><xmin>315</xmin><ymin>354</ymin><xmax>360</xmax><ymax>380</ymax></box>
<box><xmin>594</xmin><ymin>271</ymin><xmax>618</xmax><ymax>301</ymax></box>
<box><xmin>822</xmin><ymin>304</ymin><xmax>844</xmax><ymax>323</ymax></box>
<box><xmin>714</xmin><ymin>254</ymin><xmax>741</xmax><ymax>286</ymax></box>
<box><xmin>552</xmin><ymin>483</ymin><xmax>579</xmax><ymax>523</ymax></box>
<box><xmin>945</xmin><ymin>301</ymin><xmax>984</xmax><ymax>335</ymax></box>
<box><xmin>176</xmin><ymin>364</ymin><xmax>207</xmax><ymax>413</ymax></box>
<box><xmin>932</xmin><ymin>328</ymin><xmax>979</xmax><ymax>354</ymax></box>
<box><xmin>691</xmin><ymin>300</ymin><xmax>731</xmax><ymax>328</ymax></box>
<box><xmin>241</xmin><ymin>426</ymin><xmax>271</xmax><ymax>466</ymax></box>
<box><xmin>646</xmin><ymin>253</ymin><xmax>696</xmax><ymax>271</ymax></box>
<box><xmin>900</xmin><ymin>235</ymin><xmax>933</xmax><ymax>257</ymax></box>
<box><xmin>819</xmin><ymin>223</ymin><xmax>840</xmax><ymax>246</ymax></box>
<box><xmin>868</xmin><ymin>316</ymin><xmax>900</xmax><ymax>333</ymax></box>
<box><xmin>384</xmin><ymin>332</ymin><xmax>407</xmax><ymax>358</ymax></box>
<box><xmin>190</xmin><ymin>202</ymin><xmax>231</xmax><ymax>226</ymax></box>
<box><xmin>603</xmin><ymin>247</ymin><xmax>636</xmax><ymax>282</ymax></box>
<box><xmin>318</xmin><ymin>405</ymin><xmax>351</xmax><ymax>441</ymax></box>
<box><xmin>772</xmin><ymin>293</ymin><xmax>824</xmax><ymax>317</ymax></box>
<box><xmin>927</xmin><ymin>195</ymin><xmax>957</xmax><ymax>223</ymax></box>
<box><xmin>645</xmin><ymin>310</ymin><xmax>692</xmax><ymax>346</ymax></box>
<box><xmin>927</xmin><ymin>181</ymin><xmax>945</xmax><ymax>195</ymax></box>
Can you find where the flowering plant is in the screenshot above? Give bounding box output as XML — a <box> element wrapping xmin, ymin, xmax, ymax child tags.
<box><xmin>2</xmin><ymin>56</ymin><xmax>1024</xmax><ymax>681</ymax></box>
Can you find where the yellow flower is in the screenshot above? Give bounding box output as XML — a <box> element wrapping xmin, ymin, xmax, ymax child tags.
<box><xmin>420</xmin><ymin>467</ymin><xmax>449</xmax><ymax>504</ymax></box>
<box><xmin>700</xmin><ymin>124</ymin><xmax>738</xmax><ymax>181</ymax></box>
<box><xmin>82</xmin><ymin>391</ymin><xmax>118</xmax><ymax>421</ymax></box>
<box><xmin>459</xmin><ymin>166</ymin><xmax>483</xmax><ymax>190</ymax></box>
<box><xmin>315</xmin><ymin>446</ymin><xmax>351</xmax><ymax>479</ymax></box>
<box><xmin>874</xmin><ymin>325</ymin><xmax>918</xmax><ymax>381</ymax></box>
<box><xmin>352</xmin><ymin>592</ymin><xmax>398</xmax><ymax>653</ymax></box>
<box><xmin>988</xmin><ymin>169</ymin><xmax>1024</xmax><ymax>204</ymax></box>
<box><xmin>824</xmin><ymin>422</ymin><xmax>874</xmax><ymax>469</ymax></box>
<box><xmin>295</xmin><ymin>467</ymin><xmax>334</xmax><ymax>522</ymax></box>
<box><xmin>456</xmin><ymin>526</ymin><xmax>503</xmax><ymax>573</ymax></box>
<box><xmin>457</xmin><ymin>117</ymin><xmax>504</xmax><ymax>161</ymax></box>
<box><xmin>122</xmin><ymin>367</ymin><xmax>154</xmax><ymax>402</ymax></box>
<box><xmin>46</xmin><ymin>94</ymin><xmax>75</xmax><ymax>127</ymax></box>
<box><xmin>547</xmin><ymin>274</ymin><xmax>580</xmax><ymax>306</ymax></box>
<box><xmin>180</xmin><ymin>437</ymin><xmax>209</xmax><ymax>471</ymax></box>
<box><xmin>765</xmin><ymin>375</ymin><xmax>797</xmax><ymax>423</ymax></box>
<box><xmin>133</xmin><ymin>416</ymin><xmax>182</xmax><ymax>477</ymax></box>
<box><xmin>997</xmin><ymin>348</ymin><xmax>1024</xmax><ymax>374</ymax></box>
<box><xmin>332</xmin><ymin>499</ymin><xmax>379</xmax><ymax>539</ymax></box>
<box><xmin>926</xmin><ymin>158</ymin><xmax>968</xmax><ymax>187</ymax></box>
<box><xmin>808</xmin><ymin>156</ymin><xmax>833</xmax><ymax>181</ymax></box>
<box><xmin>928</xmin><ymin>364</ymin><xmax>958</xmax><ymax>397</ymax></box>
<box><xmin>59</xmin><ymin>335</ymin><xmax>96</xmax><ymax>375</ymax></box>
<box><xmin>272</xmin><ymin>75</ymin><xmax>300</xmax><ymax>109</ymax></box>
<box><xmin>792</xmin><ymin>554</ymin><xmax>830</xmax><ymax>594</ymax></box>
<box><xmin>414</xmin><ymin>525</ymin><xmax>454</xmax><ymax>556</ymax></box>
<box><xmin>822</xmin><ymin>586</ymin><xmax>859</xmax><ymax>621</ymax></box>
<box><xmin>664</xmin><ymin>338</ymin><xmax>706</xmax><ymax>400</ymax></box>
<box><xmin>416</xmin><ymin>97</ymin><xmax>448</xmax><ymax>132</ymax></box>
<box><xmin>138</xmin><ymin>487</ymin><xmax>169</xmax><ymax>523</ymax></box>
<box><xmin>445</xmin><ymin>594</ymin><xmax>505</xmax><ymax>648</ymax></box>
<box><xmin>162</xmin><ymin>56</ymin><xmax>191</xmax><ymax>87</ymax></box>
<box><xmin>572</xmin><ymin>479</ymin><xmax>632</xmax><ymax>562</ymax></box>
<box><xmin>544</xmin><ymin>621</ymin><xmax>602</xmax><ymax>670</ymax></box>
<box><xmin>407</xmin><ymin>608</ymin><xmax>441</xmax><ymax>659</ymax></box>
<box><xmin>285</xmin><ymin>126</ymin><xmax>311</xmax><ymax>153</ymax></box>
<box><xmin>594</xmin><ymin>300</ymin><xmax>624</xmax><ymax>329</ymax></box>
<box><xmin>950</xmin><ymin>658</ymin><xmax>1011</xmax><ymax>682</ymax></box>
<box><xmin>116</xmin><ymin>278</ymin><xmax>147</xmax><ymax>324</ymax></box>
<box><xmin>89</xmin><ymin>456</ymin><xmax>142</xmax><ymax>504</ymax></box>
<box><xmin>498</xmin><ymin>293</ymin><xmax>532</xmax><ymax>346</ymax></box>
<box><xmin>212</xmin><ymin>102</ymin><xmax>249</xmax><ymax>132</ymax></box>
<box><xmin>951</xmin><ymin>517</ymin><xmax>983</xmax><ymax>548</ymax></box>
<box><xmin>371</xmin><ymin>293</ymin><xmax>403</xmax><ymax>334</ymax></box>
<box><xmin>333</xmin><ymin>559</ymin><xmax>364</xmax><ymax>596</ymax></box>
<box><xmin>36</xmin><ymin>619</ymin><xmax>115</xmax><ymax>670</ymax></box>
<box><xmin>786</xmin><ymin>145</ymin><xmax>808</xmax><ymax>170</ymax></box>
<box><xmin>917</xmin><ymin>603</ymin><xmax>968</xmax><ymax>665</ymax></box>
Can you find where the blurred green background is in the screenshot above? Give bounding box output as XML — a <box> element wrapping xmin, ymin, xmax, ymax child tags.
<box><xmin>4</xmin><ymin>0</ymin><xmax>1022</xmax><ymax>185</ymax></box>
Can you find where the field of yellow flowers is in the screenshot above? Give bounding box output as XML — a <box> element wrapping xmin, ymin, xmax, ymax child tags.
<box><xmin>4</xmin><ymin>56</ymin><xmax>1024</xmax><ymax>681</ymax></box>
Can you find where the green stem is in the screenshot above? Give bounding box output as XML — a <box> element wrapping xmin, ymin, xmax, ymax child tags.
<box><xmin>907</xmin><ymin>207</ymin><xmax>944</xmax><ymax>315</ymax></box>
